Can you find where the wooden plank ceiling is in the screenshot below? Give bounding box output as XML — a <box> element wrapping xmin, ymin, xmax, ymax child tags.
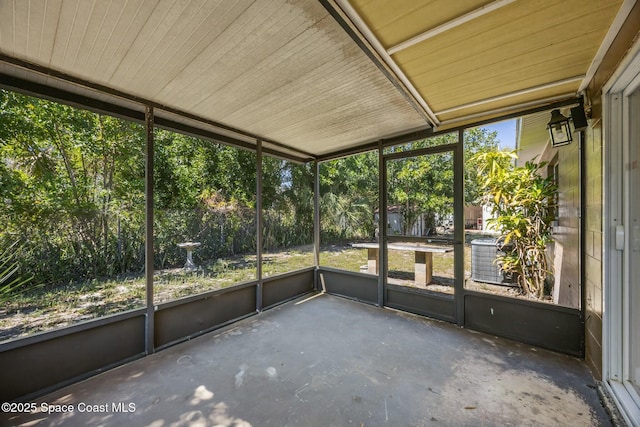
<box><xmin>344</xmin><ymin>0</ymin><xmax>624</xmax><ymax>129</ymax></box>
<box><xmin>0</xmin><ymin>0</ymin><xmax>629</xmax><ymax>157</ymax></box>
<box><xmin>0</xmin><ymin>0</ymin><xmax>429</xmax><ymax>157</ymax></box>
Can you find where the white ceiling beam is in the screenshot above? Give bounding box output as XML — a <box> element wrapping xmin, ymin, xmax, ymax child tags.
<box><xmin>435</xmin><ymin>75</ymin><xmax>584</xmax><ymax>116</ymax></box>
<box><xmin>579</xmin><ymin>0</ymin><xmax>638</xmax><ymax>92</ymax></box>
<box><xmin>387</xmin><ymin>0</ymin><xmax>518</xmax><ymax>55</ymax></box>
<box><xmin>439</xmin><ymin>93</ymin><xmax>579</xmax><ymax>127</ymax></box>
<box><xmin>333</xmin><ymin>0</ymin><xmax>440</xmax><ymax>126</ymax></box>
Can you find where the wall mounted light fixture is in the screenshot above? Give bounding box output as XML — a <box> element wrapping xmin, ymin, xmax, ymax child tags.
<box><xmin>547</xmin><ymin>109</ymin><xmax>572</xmax><ymax>147</ymax></box>
<box><xmin>547</xmin><ymin>99</ymin><xmax>589</xmax><ymax>148</ymax></box>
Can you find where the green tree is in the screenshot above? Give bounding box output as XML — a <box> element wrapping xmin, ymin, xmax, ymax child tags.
<box><xmin>320</xmin><ymin>151</ymin><xmax>378</xmax><ymax>242</ymax></box>
<box><xmin>472</xmin><ymin>150</ymin><xmax>557</xmax><ymax>298</ymax></box>
<box><xmin>153</xmin><ymin>131</ymin><xmax>258</xmax><ymax>266</ymax></box>
<box><xmin>463</xmin><ymin>127</ymin><xmax>500</xmax><ymax>204</ymax></box>
<box><xmin>0</xmin><ymin>89</ymin><xmax>146</xmax><ymax>283</ymax></box>
<box><xmin>262</xmin><ymin>157</ymin><xmax>314</xmax><ymax>250</ymax></box>
<box><xmin>385</xmin><ymin>129</ymin><xmax>498</xmax><ymax>235</ymax></box>
<box><xmin>0</xmin><ymin>240</ymin><xmax>33</xmax><ymax>302</ymax></box>
<box><xmin>318</xmin><ymin>129</ymin><xmax>499</xmax><ymax>242</ymax></box>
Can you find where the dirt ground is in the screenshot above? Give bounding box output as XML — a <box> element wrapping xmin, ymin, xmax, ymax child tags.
<box><xmin>389</xmin><ymin>275</ymin><xmax>554</xmax><ymax>304</ymax></box>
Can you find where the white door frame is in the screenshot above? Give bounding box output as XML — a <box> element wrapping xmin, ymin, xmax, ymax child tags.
<box><xmin>603</xmin><ymin>37</ymin><xmax>640</xmax><ymax>426</ymax></box>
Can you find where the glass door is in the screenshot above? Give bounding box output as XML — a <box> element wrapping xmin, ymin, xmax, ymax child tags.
<box><xmin>626</xmin><ymin>87</ymin><xmax>640</xmax><ymax>402</ymax></box>
<box><xmin>605</xmin><ymin>55</ymin><xmax>640</xmax><ymax>425</ymax></box>
<box><xmin>382</xmin><ymin>140</ymin><xmax>463</xmax><ymax>322</ymax></box>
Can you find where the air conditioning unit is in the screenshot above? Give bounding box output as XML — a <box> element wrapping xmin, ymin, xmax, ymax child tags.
<box><xmin>471</xmin><ymin>239</ymin><xmax>505</xmax><ymax>285</ymax></box>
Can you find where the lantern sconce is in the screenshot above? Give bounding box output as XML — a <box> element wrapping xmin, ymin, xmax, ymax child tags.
<box><xmin>547</xmin><ymin>109</ymin><xmax>572</xmax><ymax>147</ymax></box>
<box><xmin>547</xmin><ymin>102</ymin><xmax>589</xmax><ymax>148</ymax></box>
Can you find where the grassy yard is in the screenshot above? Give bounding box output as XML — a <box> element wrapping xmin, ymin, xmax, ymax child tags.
<box><xmin>321</xmin><ymin>244</ymin><xmax>471</xmax><ymax>278</ymax></box>
<box><xmin>1</xmin><ymin>242</ymin><xmax>524</xmax><ymax>342</ymax></box>
<box><xmin>0</xmin><ymin>247</ymin><xmax>317</xmax><ymax>341</ymax></box>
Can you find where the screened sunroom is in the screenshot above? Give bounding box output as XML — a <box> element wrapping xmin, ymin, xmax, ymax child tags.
<box><xmin>1</xmin><ymin>0</ymin><xmax>638</xmax><ymax>425</ymax></box>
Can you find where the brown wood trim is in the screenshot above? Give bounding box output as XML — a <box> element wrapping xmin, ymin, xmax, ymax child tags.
<box><xmin>589</xmin><ymin>2</ymin><xmax>640</xmax><ymax>104</ymax></box>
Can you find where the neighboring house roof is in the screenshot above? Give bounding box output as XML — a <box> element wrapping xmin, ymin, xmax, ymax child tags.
<box><xmin>515</xmin><ymin>111</ymin><xmax>555</xmax><ymax>166</ymax></box>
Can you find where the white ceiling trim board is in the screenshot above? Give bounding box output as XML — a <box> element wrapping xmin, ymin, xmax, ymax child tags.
<box><xmin>436</xmin><ymin>75</ymin><xmax>584</xmax><ymax>116</ymax></box>
<box><xmin>387</xmin><ymin>0</ymin><xmax>518</xmax><ymax>55</ymax></box>
<box><xmin>439</xmin><ymin>93</ymin><xmax>579</xmax><ymax>127</ymax></box>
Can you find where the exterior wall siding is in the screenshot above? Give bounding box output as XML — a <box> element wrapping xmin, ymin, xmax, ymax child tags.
<box><xmin>538</xmin><ymin>131</ymin><xmax>580</xmax><ymax>309</ymax></box>
<box><xmin>555</xmin><ymin>137</ymin><xmax>581</xmax><ymax>308</ymax></box>
<box><xmin>584</xmin><ymin>119</ymin><xmax>604</xmax><ymax>379</ymax></box>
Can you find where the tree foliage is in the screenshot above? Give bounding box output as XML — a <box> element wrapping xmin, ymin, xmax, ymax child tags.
<box><xmin>319</xmin><ymin>129</ymin><xmax>499</xmax><ymax>239</ymax></box>
<box><xmin>0</xmin><ymin>90</ymin><xmax>311</xmax><ymax>291</ymax></box>
<box><xmin>1</xmin><ymin>90</ymin><xmax>147</xmax><ymax>285</ymax></box>
<box><xmin>1</xmin><ymin>88</ymin><xmax>502</xmax><ymax>294</ymax></box>
<box><xmin>320</xmin><ymin>152</ymin><xmax>378</xmax><ymax>242</ymax></box>
<box><xmin>262</xmin><ymin>156</ymin><xmax>314</xmax><ymax>251</ymax></box>
<box><xmin>472</xmin><ymin>150</ymin><xmax>557</xmax><ymax>298</ymax></box>
<box><xmin>0</xmin><ymin>240</ymin><xmax>34</xmax><ymax>302</ymax></box>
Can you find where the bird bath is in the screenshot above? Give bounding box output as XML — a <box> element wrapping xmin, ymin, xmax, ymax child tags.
<box><xmin>177</xmin><ymin>242</ymin><xmax>201</xmax><ymax>270</ymax></box>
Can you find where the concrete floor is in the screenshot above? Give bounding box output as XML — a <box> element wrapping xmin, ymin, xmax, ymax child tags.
<box><xmin>2</xmin><ymin>293</ymin><xmax>611</xmax><ymax>427</ymax></box>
